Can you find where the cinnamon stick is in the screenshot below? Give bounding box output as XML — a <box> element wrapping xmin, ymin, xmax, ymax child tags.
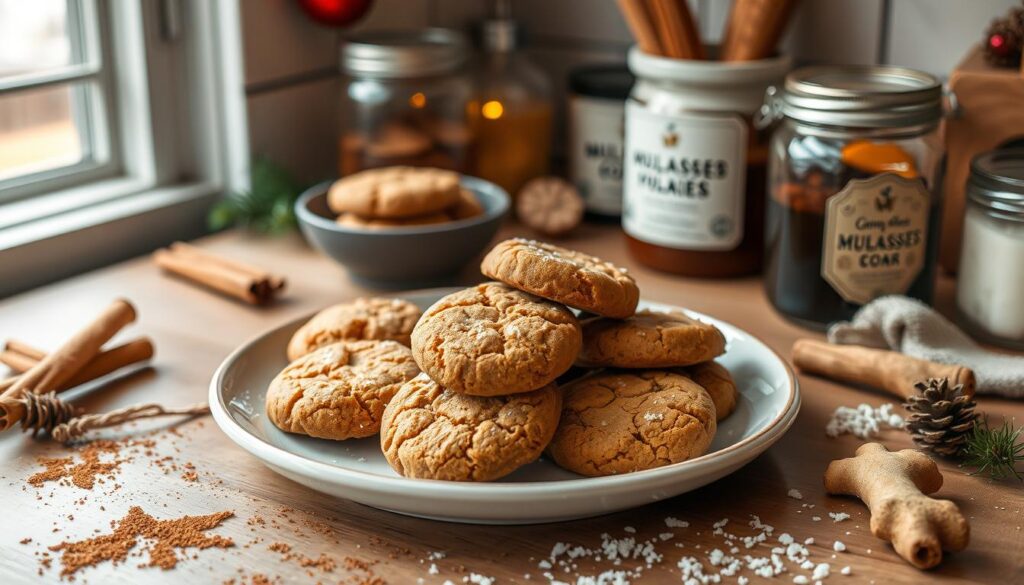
<box><xmin>2</xmin><ymin>338</ymin><xmax>154</xmax><ymax>387</ymax></box>
<box><xmin>0</xmin><ymin>299</ymin><xmax>137</xmax><ymax>432</ymax></box>
<box><xmin>791</xmin><ymin>339</ymin><xmax>976</xmax><ymax>401</ymax></box>
<box><xmin>616</xmin><ymin>0</ymin><xmax>664</xmax><ymax>56</ymax></box>
<box><xmin>646</xmin><ymin>0</ymin><xmax>704</xmax><ymax>59</ymax></box>
<box><xmin>720</xmin><ymin>0</ymin><xmax>799</xmax><ymax>61</ymax></box>
<box><xmin>154</xmin><ymin>242</ymin><xmax>285</xmax><ymax>305</ymax></box>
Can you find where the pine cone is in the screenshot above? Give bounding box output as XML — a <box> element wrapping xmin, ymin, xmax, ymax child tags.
<box><xmin>985</xmin><ymin>12</ymin><xmax>1024</xmax><ymax>68</ymax></box>
<box><xmin>904</xmin><ymin>378</ymin><xmax>979</xmax><ymax>457</ymax></box>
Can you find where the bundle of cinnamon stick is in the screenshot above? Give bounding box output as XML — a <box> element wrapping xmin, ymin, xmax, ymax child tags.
<box><xmin>0</xmin><ymin>299</ymin><xmax>152</xmax><ymax>433</ymax></box>
<box><xmin>153</xmin><ymin>242</ymin><xmax>285</xmax><ymax>306</ymax></box>
<box><xmin>616</xmin><ymin>0</ymin><xmax>799</xmax><ymax>61</ymax></box>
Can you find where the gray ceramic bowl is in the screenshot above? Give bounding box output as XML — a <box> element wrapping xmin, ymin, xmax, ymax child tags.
<box><xmin>295</xmin><ymin>175</ymin><xmax>509</xmax><ymax>288</ymax></box>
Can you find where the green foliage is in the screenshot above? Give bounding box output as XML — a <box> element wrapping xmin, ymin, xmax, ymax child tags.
<box><xmin>962</xmin><ymin>418</ymin><xmax>1024</xmax><ymax>481</ymax></box>
<box><xmin>208</xmin><ymin>158</ymin><xmax>304</xmax><ymax>235</ymax></box>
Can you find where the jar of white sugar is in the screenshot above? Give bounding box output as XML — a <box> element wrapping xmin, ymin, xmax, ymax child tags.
<box><xmin>957</xmin><ymin>149</ymin><xmax>1024</xmax><ymax>349</ymax></box>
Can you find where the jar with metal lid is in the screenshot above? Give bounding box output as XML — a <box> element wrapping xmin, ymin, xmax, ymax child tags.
<box><xmin>762</xmin><ymin>66</ymin><xmax>946</xmax><ymax>329</ymax></box>
<box><xmin>957</xmin><ymin>149</ymin><xmax>1024</xmax><ymax>349</ymax></box>
<box><xmin>568</xmin><ymin>64</ymin><xmax>633</xmax><ymax>217</ymax></box>
<box><xmin>339</xmin><ymin>29</ymin><xmax>476</xmax><ymax>176</ymax></box>
<box><xmin>622</xmin><ymin>47</ymin><xmax>790</xmax><ymax>277</ymax></box>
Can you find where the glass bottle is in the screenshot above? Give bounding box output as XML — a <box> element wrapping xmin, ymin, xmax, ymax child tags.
<box><xmin>472</xmin><ymin>0</ymin><xmax>553</xmax><ymax>198</ymax></box>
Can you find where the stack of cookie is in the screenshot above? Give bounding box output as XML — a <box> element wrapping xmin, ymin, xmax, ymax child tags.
<box><xmin>265</xmin><ymin>237</ymin><xmax>738</xmax><ymax>482</ymax></box>
<box><xmin>327</xmin><ymin>166</ymin><xmax>483</xmax><ymax>229</ymax></box>
<box><xmin>266</xmin><ymin>298</ymin><xmax>423</xmax><ymax>440</ymax></box>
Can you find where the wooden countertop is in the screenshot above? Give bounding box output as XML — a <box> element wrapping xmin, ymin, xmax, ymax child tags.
<box><xmin>1</xmin><ymin>223</ymin><xmax>1021</xmax><ymax>584</ymax></box>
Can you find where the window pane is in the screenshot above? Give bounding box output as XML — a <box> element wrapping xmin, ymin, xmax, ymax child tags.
<box><xmin>0</xmin><ymin>83</ymin><xmax>86</xmax><ymax>181</ymax></box>
<box><xmin>0</xmin><ymin>0</ymin><xmax>73</xmax><ymax>79</ymax></box>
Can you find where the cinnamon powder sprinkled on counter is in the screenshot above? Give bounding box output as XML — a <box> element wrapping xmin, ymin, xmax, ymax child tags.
<box><xmin>48</xmin><ymin>506</ymin><xmax>234</xmax><ymax>577</ymax></box>
<box><xmin>29</xmin><ymin>440</ymin><xmax>122</xmax><ymax>489</ymax></box>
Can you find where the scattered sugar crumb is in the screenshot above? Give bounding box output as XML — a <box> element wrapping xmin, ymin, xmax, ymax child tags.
<box><xmin>665</xmin><ymin>517</ymin><xmax>689</xmax><ymax>528</ymax></box>
<box><xmin>833</xmin><ymin>541</ymin><xmax>846</xmax><ymax>552</ymax></box>
<box><xmin>826</xmin><ymin>403</ymin><xmax>904</xmax><ymax>439</ymax></box>
<box><xmin>828</xmin><ymin>512</ymin><xmax>851</xmax><ymax>523</ymax></box>
<box><xmin>787</xmin><ymin>489</ymin><xmax>803</xmax><ymax>500</ymax></box>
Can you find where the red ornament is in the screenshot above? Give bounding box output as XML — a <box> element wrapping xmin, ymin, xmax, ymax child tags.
<box><xmin>297</xmin><ymin>0</ymin><xmax>373</xmax><ymax>27</ymax></box>
<box><xmin>989</xmin><ymin>32</ymin><xmax>1011</xmax><ymax>56</ymax></box>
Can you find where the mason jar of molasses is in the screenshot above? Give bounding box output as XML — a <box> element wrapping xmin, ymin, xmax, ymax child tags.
<box><xmin>761</xmin><ymin>66</ymin><xmax>945</xmax><ymax>329</ymax></box>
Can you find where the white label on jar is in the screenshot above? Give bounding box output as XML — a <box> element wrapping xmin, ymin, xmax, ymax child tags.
<box><xmin>821</xmin><ymin>174</ymin><xmax>931</xmax><ymax>306</ymax></box>
<box><xmin>569</xmin><ymin>96</ymin><xmax>625</xmax><ymax>215</ymax></box>
<box><xmin>622</xmin><ymin>102</ymin><xmax>747</xmax><ymax>251</ymax></box>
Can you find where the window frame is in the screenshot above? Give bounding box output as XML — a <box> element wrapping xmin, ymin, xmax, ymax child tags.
<box><xmin>0</xmin><ymin>0</ymin><xmax>122</xmax><ymax>203</ymax></box>
<box><xmin>0</xmin><ymin>0</ymin><xmax>249</xmax><ymax>297</ymax></box>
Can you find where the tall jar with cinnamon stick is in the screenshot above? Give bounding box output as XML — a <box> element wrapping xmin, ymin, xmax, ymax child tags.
<box><xmin>622</xmin><ymin>49</ymin><xmax>790</xmax><ymax>276</ymax></box>
<box><xmin>762</xmin><ymin>66</ymin><xmax>946</xmax><ymax>329</ymax></box>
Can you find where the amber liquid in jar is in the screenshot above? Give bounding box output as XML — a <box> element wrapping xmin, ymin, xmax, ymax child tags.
<box><xmin>626</xmin><ymin>134</ymin><xmax>767</xmax><ymax>277</ymax></box>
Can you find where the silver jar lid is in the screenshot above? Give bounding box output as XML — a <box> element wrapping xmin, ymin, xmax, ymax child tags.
<box><xmin>968</xmin><ymin>149</ymin><xmax>1024</xmax><ymax>223</ymax></box>
<box><xmin>772</xmin><ymin>65</ymin><xmax>943</xmax><ymax>129</ymax></box>
<box><xmin>342</xmin><ymin>29</ymin><xmax>468</xmax><ymax>78</ymax></box>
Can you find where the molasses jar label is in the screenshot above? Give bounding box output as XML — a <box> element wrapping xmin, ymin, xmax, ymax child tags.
<box><xmin>623</xmin><ymin>103</ymin><xmax>747</xmax><ymax>250</ymax></box>
<box><xmin>821</xmin><ymin>174</ymin><xmax>931</xmax><ymax>305</ymax></box>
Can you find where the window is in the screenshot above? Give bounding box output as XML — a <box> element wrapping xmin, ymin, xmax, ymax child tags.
<box><xmin>0</xmin><ymin>0</ymin><xmax>248</xmax><ymax>297</ymax></box>
<box><xmin>0</xmin><ymin>0</ymin><xmax>115</xmax><ymax>202</ymax></box>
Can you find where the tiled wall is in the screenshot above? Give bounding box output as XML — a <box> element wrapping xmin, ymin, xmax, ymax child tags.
<box><xmin>241</xmin><ymin>0</ymin><xmax>1020</xmax><ymax>184</ymax></box>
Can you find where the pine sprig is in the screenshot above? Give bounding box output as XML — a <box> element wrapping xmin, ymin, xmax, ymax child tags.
<box><xmin>208</xmin><ymin>158</ymin><xmax>305</xmax><ymax>234</ymax></box>
<box><xmin>962</xmin><ymin>418</ymin><xmax>1024</xmax><ymax>481</ymax></box>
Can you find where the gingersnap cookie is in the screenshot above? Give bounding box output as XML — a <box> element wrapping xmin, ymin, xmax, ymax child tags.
<box><xmin>547</xmin><ymin>370</ymin><xmax>717</xmax><ymax>477</ymax></box>
<box><xmin>380</xmin><ymin>373</ymin><xmax>561</xmax><ymax>481</ymax></box>
<box><xmin>448</xmin><ymin>188</ymin><xmax>485</xmax><ymax>220</ymax></box>
<box><xmin>682</xmin><ymin>361</ymin><xmax>738</xmax><ymax>422</ymax></box>
<box><xmin>266</xmin><ymin>340</ymin><xmax>420</xmax><ymax>440</ymax></box>
<box><xmin>287</xmin><ymin>298</ymin><xmax>421</xmax><ymax>360</ymax></box>
<box><xmin>577</xmin><ymin>310</ymin><xmax>726</xmax><ymax>368</ymax></box>
<box><xmin>411</xmin><ymin>282</ymin><xmax>581</xmax><ymax>396</ymax></box>
<box><xmin>480</xmin><ymin>238</ymin><xmax>639</xmax><ymax>318</ymax></box>
<box><xmin>327</xmin><ymin>166</ymin><xmax>460</xmax><ymax>219</ymax></box>
<box><xmin>335</xmin><ymin>212</ymin><xmax>452</xmax><ymax>230</ymax></box>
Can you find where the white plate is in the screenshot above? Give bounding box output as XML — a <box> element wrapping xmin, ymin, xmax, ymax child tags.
<box><xmin>210</xmin><ymin>289</ymin><xmax>800</xmax><ymax>524</ymax></box>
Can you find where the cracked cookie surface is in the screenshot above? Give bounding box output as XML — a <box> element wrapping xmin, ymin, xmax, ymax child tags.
<box><xmin>327</xmin><ymin>166</ymin><xmax>460</xmax><ymax>219</ymax></box>
<box><xmin>287</xmin><ymin>298</ymin><xmax>421</xmax><ymax>360</ymax></box>
<box><xmin>480</xmin><ymin>238</ymin><xmax>639</xmax><ymax>318</ymax></box>
<box><xmin>266</xmin><ymin>340</ymin><xmax>420</xmax><ymax>440</ymax></box>
<box><xmin>411</xmin><ymin>282</ymin><xmax>581</xmax><ymax>396</ymax></box>
<box><xmin>681</xmin><ymin>361</ymin><xmax>737</xmax><ymax>422</ymax></box>
<box><xmin>547</xmin><ymin>370</ymin><xmax>716</xmax><ymax>477</ymax></box>
<box><xmin>380</xmin><ymin>373</ymin><xmax>561</xmax><ymax>481</ymax></box>
<box><xmin>577</xmin><ymin>310</ymin><xmax>725</xmax><ymax>368</ymax></box>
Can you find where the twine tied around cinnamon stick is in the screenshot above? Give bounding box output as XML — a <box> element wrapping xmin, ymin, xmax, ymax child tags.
<box><xmin>0</xmin><ymin>299</ymin><xmax>137</xmax><ymax>432</ymax></box>
<box><xmin>11</xmin><ymin>391</ymin><xmax>209</xmax><ymax>443</ymax></box>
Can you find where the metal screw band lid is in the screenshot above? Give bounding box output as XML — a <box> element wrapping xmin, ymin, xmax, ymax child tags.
<box><xmin>342</xmin><ymin>29</ymin><xmax>469</xmax><ymax>78</ymax></box>
<box><xmin>777</xmin><ymin>65</ymin><xmax>943</xmax><ymax>129</ymax></box>
<box><xmin>968</xmin><ymin>149</ymin><xmax>1024</xmax><ymax>222</ymax></box>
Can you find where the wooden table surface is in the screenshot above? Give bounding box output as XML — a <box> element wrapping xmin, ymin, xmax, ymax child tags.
<box><xmin>1</xmin><ymin>223</ymin><xmax>1021</xmax><ymax>584</ymax></box>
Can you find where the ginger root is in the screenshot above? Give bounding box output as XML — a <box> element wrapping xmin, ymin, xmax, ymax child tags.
<box><xmin>823</xmin><ymin>442</ymin><xmax>969</xmax><ymax>569</ymax></box>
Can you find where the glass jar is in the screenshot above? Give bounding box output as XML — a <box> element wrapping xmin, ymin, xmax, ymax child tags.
<box><xmin>956</xmin><ymin>149</ymin><xmax>1024</xmax><ymax>349</ymax></box>
<box><xmin>568</xmin><ymin>64</ymin><xmax>634</xmax><ymax>217</ymax></box>
<box><xmin>763</xmin><ymin>66</ymin><xmax>945</xmax><ymax>329</ymax></box>
<box><xmin>339</xmin><ymin>29</ymin><xmax>476</xmax><ymax>176</ymax></box>
<box><xmin>622</xmin><ymin>47</ymin><xmax>790</xmax><ymax>277</ymax></box>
